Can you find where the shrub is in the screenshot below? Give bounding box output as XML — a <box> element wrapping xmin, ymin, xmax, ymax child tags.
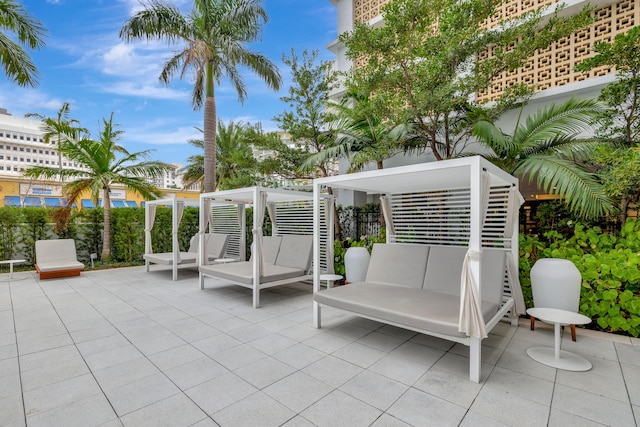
<box><xmin>520</xmin><ymin>220</ymin><xmax>640</xmax><ymax>337</ymax></box>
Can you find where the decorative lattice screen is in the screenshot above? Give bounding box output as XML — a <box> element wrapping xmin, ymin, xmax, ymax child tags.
<box><xmin>350</xmin><ymin>0</ymin><xmax>636</xmax><ymax>103</ymax></box>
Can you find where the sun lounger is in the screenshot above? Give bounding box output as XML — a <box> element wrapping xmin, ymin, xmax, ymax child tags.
<box><xmin>35</xmin><ymin>239</ymin><xmax>85</xmax><ymax>280</ymax></box>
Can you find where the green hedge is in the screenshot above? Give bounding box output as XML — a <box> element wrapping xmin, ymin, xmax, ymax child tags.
<box><xmin>520</xmin><ymin>219</ymin><xmax>640</xmax><ymax>337</ymax></box>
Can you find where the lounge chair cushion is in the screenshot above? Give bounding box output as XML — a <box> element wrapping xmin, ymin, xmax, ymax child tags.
<box><xmin>250</xmin><ymin>236</ymin><xmax>282</xmax><ymax>265</ymax></box>
<box><xmin>35</xmin><ymin>239</ymin><xmax>84</xmax><ymax>272</ymax></box>
<box><xmin>199</xmin><ymin>261</ymin><xmax>305</xmax><ymax>285</ymax></box>
<box><xmin>205</xmin><ymin>233</ymin><xmax>229</xmax><ymax>260</ymax></box>
<box><xmin>275</xmin><ymin>235</ymin><xmax>313</xmax><ymax>270</ymax></box>
<box><xmin>314</xmin><ymin>282</ymin><xmax>500</xmax><ymax>337</ymax></box>
<box><xmin>143</xmin><ymin>252</ymin><xmax>197</xmax><ymax>265</ymax></box>
<box><xmin>423</xmin><ymin>246</ymin><xmax>467</xmax><ymax>294</ymax></box>
<box><xmin>365</xmin><ymin>243</ymin><xmax>429</xmax><ymax>289</ymax></box>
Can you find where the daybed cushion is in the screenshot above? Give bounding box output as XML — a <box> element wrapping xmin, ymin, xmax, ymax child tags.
<box><xmin>314</xmin><ymin>283</ymin><xmax>500</xmax><ymax>337</ymax></box>
<box><xmin>275</xmin><ymin>235</ymin><xmax>313</xmax><ymax>270</ymax></box>
<box><xmin>199</xmin><ymin>262</ymin><xmax>304</xmax><ymax>285</ymax></box>
<box><xmin>250</xmin><ymin>235</ymin><xmax>282</xmax><ymax>264</ymax></box>
<box><xmin>35</xmin><ymin>239</ymin><xmax>84</xmax><ymax>272</ymax></box>
<box><xmin>205</xmin><ymin>233</ymin><xmax>229</xmax><ymax>260</ymax></box>
<box><xmin>365</xmin><ymin>244</ymin><xmax>429</xmax><ymax>288</ymax></box>
<box><xmin>143</xmin><ymin>252</ymin><xmax>197</xmax><ymax>265</ymax></box>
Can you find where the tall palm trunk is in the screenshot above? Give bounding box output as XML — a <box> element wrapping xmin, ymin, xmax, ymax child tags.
<box><xmin>203</xmin><ymin>63</ymin><xmax>217</xmax><ymax>193</ymax></box>
<box><xmin>101</xmin><ymin>188</ymin><xmax>112</xmax><ymax>261</ymax></box>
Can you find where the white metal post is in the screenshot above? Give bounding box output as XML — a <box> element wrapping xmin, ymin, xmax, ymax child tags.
<box><xmin>313</xmin><ymin>183</ymin><xmax>321</xmax><ymax>328</ymax></box>
<box><xmin>252</xmin><ymin>188</ymin><xmax>260</xmax><ymax>308</ymax></box>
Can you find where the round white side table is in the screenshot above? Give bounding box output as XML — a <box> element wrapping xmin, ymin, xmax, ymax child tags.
<box><xmin>526</xmin><ymin>307</ymin><xmax>592</xmax><ymax>371</ymax></box>
<box><xmin>0</xmin><ymin>259</ymin><xmax>27</xmax><ymax>282</ymax></box>
<box><xmin>320</xmin><ymin>274</ymin><xmax>343</xmax><ymax>289</ymax></box>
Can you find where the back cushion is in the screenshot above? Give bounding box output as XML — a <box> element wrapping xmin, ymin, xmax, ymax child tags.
<box><xmin>36</xmin><ymin>239</ymin><xmax>77</xmax><ymax>263</ymax></box>
<box><xmin>365</xmin><ymin>244</ymin><xmax>429</xmax><ymax>289</ymax></box>
<box><xmin>423</xmin><ymin>246</ymin><xmax>467</xmax><ymax>294</ymax></box>
<box><xmin>481</xmin><ymin>249</ymin><xmax>507</xmax><ymax>305</ymax></box>
<box><xmin>206</xmin><ymin>233</ymin><xmax>229</xmax><ymax>259</ymax></box>
<box><xmin>276</xmin><ymin>235</ymin><xmax>313</xmax><ymax>270</ymax></box>
<box><xmin>251</xmin><ymin>235</ymin><xmax>282</xmax><ymax>264</ymax></box>
<box><xmin>188</xmin><ymin>235</ymin><xmax>199</xmax><ymax>253</ymax></box>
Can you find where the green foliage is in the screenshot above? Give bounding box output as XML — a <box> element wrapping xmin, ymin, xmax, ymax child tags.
<box><xmin>520</xmin><ymin>220</ymin><xmax>640</xmax><ymax>337</ymax></box>
<box><xmin>111</xmin><ymin>208</ymin><xmax>144</xmax><ymax>262</ymax></box>
<box><xmin>341</xmin><ymin>0</ymin><xmax>593</xmax><ymax>160</ymax></box>
<box><xmin>0</xmin><ymin>207</ymin><xmax>21</xmax><ymax>260</ymax></box>
<box><xmin>333</xmin><ymin>231</ymin><xmax>386</xmax><ymax>276</ymax></box>
<box><xmin>21</xmin><ymin>207</ymin><xmax>51</xmax><ymax>263</ymax></box>
<box><xmin>75</xmin><ymin>208</ymin><xmax>104</xmax><ymax>261</ymax></box>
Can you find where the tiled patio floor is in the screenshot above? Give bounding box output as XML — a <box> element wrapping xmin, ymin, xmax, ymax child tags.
<box><xmin>1</xmin><ymin>266</ymin><xmax>638</xmax><ymax>427</ymax></box>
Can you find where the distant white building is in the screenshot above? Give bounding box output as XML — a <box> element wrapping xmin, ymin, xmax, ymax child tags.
<box><xmin>0</xmin><ymin>108</ymin><xmax>79</xmax><ymax>176</ymax></box>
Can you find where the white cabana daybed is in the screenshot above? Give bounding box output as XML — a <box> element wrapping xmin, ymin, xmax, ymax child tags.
<box><xmin>143</xmin><ymin>197</ymin><xmax>229</xmax><ymax>281</ymax></box>
<box><xmin>312</xmin><ymin>156</ymin><xmax>526</xmax><ymax>383</ymax></box>
<box><xmin>198</xmin><ymin>186</ymin><xmax>334</xmax><ymax>308</ymax></box>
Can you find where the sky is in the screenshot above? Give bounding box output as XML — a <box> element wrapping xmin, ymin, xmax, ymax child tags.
<box><xmin>2</xmin><ymin>0</ymin><xmax>337</xmax><ymax>165</ymax></box>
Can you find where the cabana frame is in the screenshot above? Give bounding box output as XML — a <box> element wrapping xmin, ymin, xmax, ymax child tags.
<box><xmin>144</xmin><ymin>197</ymin><xmax>198</xmax><ymax>281</ymax></box>
<box><xmin>199</xmin><ymin>186</ymin><xmax>333</xmax><ymax>308</ymax></box>
<box><xmin>312</xmin><ymin>156</ymin><xmax>525</xmax><ymax>383</ymax></box>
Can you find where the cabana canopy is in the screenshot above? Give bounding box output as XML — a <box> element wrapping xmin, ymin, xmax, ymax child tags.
<box><xmin>199</xmin><ymin>186</ymin><xmax>334</xmax><ymax>308</ymax></box>
<box><xmin>312</xmin><ymin>156</ymin><xmax>525</xmax><ymax>382</ymax></box>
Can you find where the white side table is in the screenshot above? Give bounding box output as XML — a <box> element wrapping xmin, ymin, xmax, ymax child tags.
<box><xmin>320</xmin><ymin>274</ymin><xmax>343</xmax><ymax>289</ymax></box>
<box><xmin>0</xmin><ymin>259</ymin><xmax>27</xmax><ymax>281</ymax></box>
<box><xmin>526</xmin><ymin>307</ymin><xmax>592</xmax><ymax>371</ymax></box>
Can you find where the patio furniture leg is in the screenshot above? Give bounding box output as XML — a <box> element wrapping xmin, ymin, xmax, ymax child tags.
<box><xmin>199</xmin><ymin>273</ymin><xmax>205</xmax><ymax>290</ymax></box>
<box><xmin>469</xmin><ymin>337</ymin><xmax>481</xmax><ymax>383</ymax></box>
<box><xmin>253</xmin><ymin>284</ymin><xmax>260</xmax><ymax>308</ymax></box>
<box><xmin>570</xmin><ymin>324</ymin><xmax>576</xmax><ymax>342</ymax></box>
<box><xmin>531</xmin><ymin>316</ymin><xmax>536</xmax><ymax>330</ymax></box>
<box><xmin>313</xmin><ymin>301</ymin><xmax>321</xmax><ymax>329</ymax></box>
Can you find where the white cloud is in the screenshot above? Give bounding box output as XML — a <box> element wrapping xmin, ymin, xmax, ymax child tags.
<box><xmin>0</xmin><ymin>86</ymin><xmax>68</xmax><ymax>116</ymax></box>
<box><xmin>99</xmin><ymin>81</ymin><xmax>189</xmax><ymax>100</ymax></box>
<box><xmin>124</xmin><ymin>122</ymin><xmax>201</xmax><ymax>146</ymax></box>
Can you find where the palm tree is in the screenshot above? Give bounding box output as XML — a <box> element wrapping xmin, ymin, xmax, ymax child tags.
<box><xmin>472</xmin><ymin>98</ymin><xmax>615</xmax><ymax>219</ymax></box>
<box><xmin>24</xmin><ymin>113</ymin><xmax>171</xmax><ymax>261</ymax></box>
<box><xmin>120</xmin><ymin>0</ymin><xmax>281</xmax><ymax>193</ymax></box>
<box><xmin>304</xmin><ymin>91</ymin><xmax>406</xmax><ymax>173</ymax></box>
<box><xmin>180</xmin><ymin>121</ymin><xmax>257</xmax><ymax>190</ymax></box>
<box><xmin>0</xmin><ymin>0</ymin><xmax>46</xmax><ymax>87</ymax></box>
<box><xmin>26</xmin><ymin>102</ymin><xmax>88</xmax><ymax>184</ymax></box>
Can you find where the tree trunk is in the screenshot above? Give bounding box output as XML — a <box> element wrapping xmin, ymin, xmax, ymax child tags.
<box><xmin>620</xmin><ymin>197</ymin><xmax>629</xmax><ymax>228</ymax></box>
<box><xmin>101</xmin><ymin>188</ymin><xmax>112</xmax><ymax>261</ymax></box>
<box><xmin>203</xmin><ymin>63</ymin><xmax>217</xmax><ymax>193</ymax></box>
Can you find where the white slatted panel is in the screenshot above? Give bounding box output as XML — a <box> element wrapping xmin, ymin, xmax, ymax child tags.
<box><xmin>388</xmin><ymin>185</ymin><xmax>513</xmax><ymax>249</ymax></box>
<box><xmin>275</xmin><ymin>199</ymin><xmax>330</xmax><ymax>272</ymax></box>
<box><xmin>211</xmin><ymin>204</ymin><xmax>242</xmax><ymax>259</ymax></box>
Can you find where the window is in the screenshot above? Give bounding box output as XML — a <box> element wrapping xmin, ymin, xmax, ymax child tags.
<box><xmin>39</xmin><ymin>150</ymin><xmax>43</xmax><ymax>154</ymax></box>
<box><xmin>63</xmin><ymin>162</ymin><xmax>67</xmax><ymax>166</ymax></box>
<box><xmin>26</xmin><ymin>148</ymin><xmax>30</xmax><ymax>153</ymax></box>
<box><xmin>39</xmin><ymin>160</ymin><xmax>43</xmax><ymax>164</ymax></box>
<box><xmin>45</xmin><ymin>150</ymin><xmax>49</xmax><ymax>155</ymax></box>
<box><xmin>20</xmin><ymin>158</ymin><xmax>24</xmax><ymax>162</ymax></box>
<box><xmin>39</xmin><ymin>138</ymin><xmax>43</xmax><ymax>142</ymax></box>
<box><xmin>13</xmin><ymin>146</ymin><xmax>17</xmax><ymax>150</ymax></box>
<box><xmin>0</xmin><ymin>144</ymin><xmax>3</xmax><ymax>148</ymax></box>
<box><xmin>13</xmin><ymin>167</ymin><xmax>17</xmax><ymax>171</ymax></box>
<box><xmin>0</xmin><ymin>166</ymin><xmax>3</xmax><ymax>170</ymax></box>
<box><xmin>19</xmin><ymin>136</ymin><xmax>24</xmax><ymax>140</ymax></box>
<box><xmin>13</xmin><ymin>156</ymin><xmax>17</xmax><ymax>161</ymax></box>
<box><xmin>45</xmin><ymin>160</ymin><xmax>49</xmax><ymax>164</ymax></box>
<box><xmin>19</xmin><ymin>147</ymin><xmax>24</xmax><ymax>151</ymax></box>
<box><xmin>0</xmin><ymin>155</ymin><xmax>3</xmax><ymax>159</ymax></box>
<box><xmin>26</xmin><ymin>159</ymin><xmax>30</xmax><ymax>163</ymax></box>
<box><xmin>26</xmin><ymin>137</ymin><xmax>31</xmax><ymax>141</ymax></box>
<box><xmin>13</xmin><ymin>135</ymin><xmax>17</xmax><ymax>139</ymax></box>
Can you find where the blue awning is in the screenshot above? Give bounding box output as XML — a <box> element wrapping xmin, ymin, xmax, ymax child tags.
<box><xmin>43</xmin><ymin>197</ymin><xmax>62</xmax><ymax>207</ymax></box>
<box><xmin>4</xmin><ymin>196</ymin><xmax>21</xmax><ymax>207</ymax></box>
<box><xmin>24</xmin><ymin>197</ymin><xmax>42</xmax><ymax>207</ymax></box>
<box><xmin>98</xmin><ymin>199</ymin><xmax>103</xmax><ymax>207</ymax></box>
<box><xmin>125</xmin><ymin>200</ymin><xmax>138</xmax><ymax>207</ymax></box>
<box><xmin>112</xmin><ymin>200</ymin><xmax>126</xmax><ymax>208</ymax></box>
<box><xmin>81</xmin><ymin>199</ymin><xmax>94</xmax><ymax>208</ymax></box>
<box><xmin>141</xmin><ymin>201</ymin><xmax>146</xmax><ymax>208</ymax></box>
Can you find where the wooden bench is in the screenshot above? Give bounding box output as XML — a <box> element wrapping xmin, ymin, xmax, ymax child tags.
<box><xmin>314</xmin><ymin>243</ymin><xmax>514</xmax><ymax>382</ymax></box>
<box><xmin>35</xmin><ymin>239</ymin><xmax>85</xmax><ymax>280</ymax></box>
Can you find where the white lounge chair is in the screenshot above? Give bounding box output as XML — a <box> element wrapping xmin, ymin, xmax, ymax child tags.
<box><xmin>144</xmin><ymin>233</ymin><xmax>229</xmax><ymax>265</ymax></box>
<box><xmin>35</xmin><ymin>239</ymin><xmax>84</xmax><ymax>280</ymax></box>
